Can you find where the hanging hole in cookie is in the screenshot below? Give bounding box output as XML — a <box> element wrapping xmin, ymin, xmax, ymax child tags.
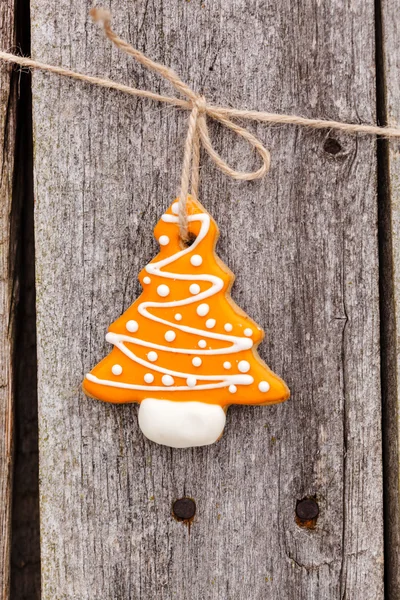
<box><xmin>180</xmin><ymin>232</ymin><xmax>197</xmax><ymax>248</ymax></box>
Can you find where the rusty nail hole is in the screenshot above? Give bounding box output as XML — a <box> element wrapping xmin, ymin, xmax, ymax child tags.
<box><xmin>323</xmin><ymin>137</ymin><xmax>342</xmax><ymax>155</ymax></box>
<box><xmin>172</xmin><ymin>497</ymin><xmax>196</xmax><ymax>522</ymax></box>
<box><xmin>295</xmin><ymin>498</ymin><xmax>319</xmax><ymax>529</ymax></box>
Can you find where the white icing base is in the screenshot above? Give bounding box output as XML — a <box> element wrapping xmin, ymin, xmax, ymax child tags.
<box><xmin>138</xmin><ymin>399</ymin><xmax>226</xmax><ymax>448</ymax></box>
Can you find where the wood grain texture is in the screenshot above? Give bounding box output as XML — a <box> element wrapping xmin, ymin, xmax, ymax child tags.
<box><xmin>380</xmin><ymin>1</ymin><xmax>400</xmax><ymax>597</ymax></box>
<box><xmin>0</xmin><ymin>2</ymin><xmax>17</xmax><ymax>599</ymax></box>
<box><xmin>31</xmin><ymin>1</ymin><xmax>384</xmax><ymax>598</ymax></box>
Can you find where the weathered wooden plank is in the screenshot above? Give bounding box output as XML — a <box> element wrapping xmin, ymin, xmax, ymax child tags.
<box><xmin>379</xmin><ymin>1</ymin><xmax>400</xmax><ymax>597</ymax></box>
<box><xmin>0</xmin><ymin>2</ymin><xmax>17</xmax><ymax>599</ymax></box>
<box><xmin>31</xmin><ymin>1</ymin><xmax>384</xmax><ymax>598</ymax></box>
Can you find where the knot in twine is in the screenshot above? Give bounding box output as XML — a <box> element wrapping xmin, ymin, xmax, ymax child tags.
<box><xmin>193</xmin><ymin>96</ymin><xmax>207</xmax><ymax>113</ymax></box>
<box><xmin>91</xmin><ymin>8</ymin><xmax>270</xmax><ymax>242</ymax></box>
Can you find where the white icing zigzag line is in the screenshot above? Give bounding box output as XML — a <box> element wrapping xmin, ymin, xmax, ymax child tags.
<box><xmin>86</xmin><ymin>210</ymin><xmax>254</xmax><ymax>392</ymax></box>
<box><xmin>106</xmin><ymin>332</ymin><xmax>248</xmax><ymax>356</ymax></box>
<box><xmin>108</xmin><ymin>333</ymin><xmax>253</xmax><ymax>383</ymax></box>
<box><xmin>86</xmin><ymin>373</ymin><xmax>243</xmax><ymax>392</ymax></box>
<box><xmin>86</xmin><ymin>334</ymin><xmax>253</xmax><ymax>391</ymax></box>
<box><xmin>140</xmin><ymin>214</ymin><xmax>252</xmax><ymax>350</ymax></box>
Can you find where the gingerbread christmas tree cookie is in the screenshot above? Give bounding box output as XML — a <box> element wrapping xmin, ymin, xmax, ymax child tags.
<box><xmin>83</xmin><ymin>197</ymin><xmax>289</xmax><ymax>447</ymax></box>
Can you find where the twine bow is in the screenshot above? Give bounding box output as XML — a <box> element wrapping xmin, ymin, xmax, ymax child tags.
<box><xmin>91</xmin><ymin>8</ymin><xmax>270</xmax><ymax>241</ymax></box>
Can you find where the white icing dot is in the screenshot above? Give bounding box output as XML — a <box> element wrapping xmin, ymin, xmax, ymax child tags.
<box><xmin>229</xmin><ymin>384</ymin><xmax>237</xmax><ymax>394</ymax></box>
<box><xmin>174</xmin><ymin>313</ymin><xmax>182</xmax><ymax>321</ymax></box>
<box><xmin>165</xmin><ymin>330</ymin><xmax>176</xmax><ymax>342</ymax></box>
<box><xmin>190</xmin><ymin>283</ymin><xmax>201</xmax><ymax>295</ymax></box>
<box><xmin>143</xmin><ymin>276</ymin><xmax>151</xmax><ymax>284</ymax></box>
<box><xmin>197</xmin><ymin>303</ymin><xmax>210</xmax><ymax>317</ymax></box>
<box><xmin>126</xmin><ymin>320</ymin><xmax>139</xmax><ymax>333</ymax></box>
<box><xmin>224</xmin><ymin>323</ymin><xmax>233</xmax><ymax>332</ymax></box>
<box><xmin>187</xmin><ymin>376</ymin><xmax>197</xmax><ymax>388</ymax></box>
<box><xmin>192</xmin><ymin>357</ymin><xmax>202</xmax><ymax>367</ymax></box>
<box><xmin>238</xmin><ymin>360</ymin><xmax>250</xmax><ymax>373</ymax></box>
<box><xmin>112</xmin><ymin>364</ymin><xmax>123</xmax><ymax>376</ymax></box>
<box><xmin>223</xmin><ymin>361</ymin><xmax>231</xmax><ymax>370</ymax></box>
<box><xmin>259</xmin><ymin>381</ymin><xmax>270</xmax><ymax>393</ymax></box>
<box><xmin>206</xmin><ymin>318</ymin><xmax>216</xmax><ymax>329</ymax></box>
<box><xmin>157</xmin><ymin>284</ymin><xmax>170</xmax><ymax>297</ymax></box>
<box><xmin>148</xmin><ymin>351</ymin><xmax>158</xmax><ymax>362</ymax></box>
<box><xmin>159</xmin><ymin>235</ymin><xmax>170</xmax><ymax>246</ymax></box>
<box><xmin>172</xmin><ymin>202</ymin><xmax>179</xmax><ymax>214</ymax></box>
<box><xmin>190</xmin><ymin>254</ymin><xmax>203</xmax><ymax>267</ymax></box>
<box><xmin>162</xmin><ymin>375</ymin><xmax>174</xmax><ymax>386</ymax></box>
<box><xmin>198</xmin><ymin>339</ymin><xmax>207</xmax><ymax>348</ymax></box>
<box><xmin>144</xmin><ymin>373</ymin><xmax>154</xmax><ymax>383</ymax></box>
<box><xmin>244</xmin><ymin>328</ymin><xmax>253</xmax><ymax>337</ymax></box>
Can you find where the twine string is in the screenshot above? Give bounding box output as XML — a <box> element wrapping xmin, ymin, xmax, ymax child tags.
<box><xmin>179</xmin><ymin>101</ymin><xmax>201</xmax><ymax>240</ymax></box>
<box><xmin>1</xmin><ymin>7</ymin><xmax>400</xmax><ymax>238</ymax></box>
<box><xmin>190</xmin><ymin>120</ymin><xmax>201</xmax><ymax>203</ymax></box>
<box><xmin>91</xmin><ymin>8</ymin><xmax>270</xmax><ymax>241</ymax></box>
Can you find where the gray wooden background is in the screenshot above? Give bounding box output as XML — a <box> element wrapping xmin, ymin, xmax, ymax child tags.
<box><xmin>3</xmin><ymin>0</ymin><xmax>400</xmax><ymax>597</ymax></box>
<box><xmin>380</xmin><ymin>1</ymin><xmax>400</xmax><ymax>598</ymax></box>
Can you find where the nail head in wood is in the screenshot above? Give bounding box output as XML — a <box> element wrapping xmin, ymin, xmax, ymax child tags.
<box><xmin>172</xmin><ymin>497</ymin><xmax>196</xmax><ymax>521</ymax></box>
<box><xmin>296</xmin><ymin>498</ymin><xmax>319</xmax><ymax>521</ymax></box>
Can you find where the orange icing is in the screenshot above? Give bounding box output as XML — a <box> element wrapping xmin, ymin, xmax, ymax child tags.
<box><xmin>83</xmin><ymin>197</ymin><xmax>290</xmax><ymax>408</ymax></box>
